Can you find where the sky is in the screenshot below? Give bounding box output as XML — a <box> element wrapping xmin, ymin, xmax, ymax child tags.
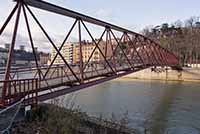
<box><xmin>0</xmin><ymin>0</ymin><xmax>200</xmax><ymax>52</ymax></box>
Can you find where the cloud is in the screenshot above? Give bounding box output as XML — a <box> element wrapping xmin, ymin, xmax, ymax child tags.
<box><xmin>0</xmin><ymin>29</ymin><xmax>78</xmax><ymax>53</ymax></box>
<box><xmin>95</xmin><ymin>9</ymin><xmax>113</xmax><ymax>19</ymax></box>
<box><xmin>0</xmin><ymin>30</ymin><xmax>49</xmax><ymax>52</ymax></box>
<box><xmin>122</xmin><ymin>24</ymin><xmax>138</xmax><ymax>32</ymax></box>
<box><xmin>43</xmin><ymin>0</ymin><xmax>69</xmax><ymax>6</ymax></box>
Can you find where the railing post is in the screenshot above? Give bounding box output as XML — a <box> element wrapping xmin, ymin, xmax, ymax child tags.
<box><xmin>8</xmin><ymin>82</ymin><xmax>11</xmax><ymax>105</ymax></box>
<box><xmin>19</xmin><ymin>80</ymin><xmax>21</xmax><ymax>98</ymax></box>
<box><xmin>78</xmin><ymin>19</ymin><xmax>84</xmax><ymax>83</ymax></box>
<box><xmin>14</xmin><ymin>81</ymin><xmax>17</xmax><ymax>102</ymax></box>
<box><xmin>36</xmin><ymin>79</ymin><xmax>38</xmax><ymax>105</ymax></box>
<box><xmin>61</xmin><ymin>66</ymin><xmax>63</xmax><ymax>83</ymax></box>
<box><xmin>28</xmin><ymin>80</ymin><xmax>30</xmax><ymax>105</ymax></box>
<box><xmin>57</xmin><ymin>65</ymin><xmax>59</xmax><ymax>77</ymax></box>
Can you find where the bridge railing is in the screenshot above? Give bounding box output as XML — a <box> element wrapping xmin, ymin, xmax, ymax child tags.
<box><xmin>0</xmin><ymin>78</ymin><xmax>38</xmax><ymax>107</ymax></box>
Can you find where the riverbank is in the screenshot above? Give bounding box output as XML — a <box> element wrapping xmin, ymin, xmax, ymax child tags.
<box><xmin>123</xmin><ymin>67</ymin><xmax>200</xmax><ymax>82</ymax></box>
<box><xmin>11</xmin><ymin>103</ymin><xmax>136</xmax><ymax>134</ymax></box>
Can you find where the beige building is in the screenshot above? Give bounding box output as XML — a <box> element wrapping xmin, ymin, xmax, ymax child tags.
<box><xmin>51</xmin><ymin>43</ymin><xmax>74</xmax><ymax>64</ymax></box>
<box><xmin>40</xmin><ymin>52</ymin><xmax>50</xmax><ymax>65</ymax></box>
<box><xmin>73</xmin><ymin>40</ymin><xmax>114</xmax><ymax>64</ymax></box>
<box><xmin>51</xmin><ymin>40</ymin><xmax>115</xmax><ymax>65</ymax></box>
<box><xmin>73</xmin><ymin>41</ymin><xmax>99</xmax><ymax>64</ymax></box>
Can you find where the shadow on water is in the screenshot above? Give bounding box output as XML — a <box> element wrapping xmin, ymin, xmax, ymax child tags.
<box><xmin>149</xmin><ymin>81</ymin><xmax>200</xmax><ymax>134</ymax></box>
<box><xmin>148</xmin><ymin>82</ymin><xmax>182</xmax><ymax>134</ymax></box>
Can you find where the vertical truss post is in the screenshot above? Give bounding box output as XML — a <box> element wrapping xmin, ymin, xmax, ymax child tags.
<box><xmin>78</xmin><ymin>19</ymin><xmax>84</xmax><ymax>83</ymax></box>
<box><xmin>2</xmin><ymin>2</ymin><xmax>22</xmax><ymax>105</ymax></box>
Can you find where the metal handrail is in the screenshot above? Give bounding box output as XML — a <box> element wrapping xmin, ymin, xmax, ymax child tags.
<box><xmin>0</xmin><ymin>98</ymin><xmax>24</xmax><ymax>134</ymax></box>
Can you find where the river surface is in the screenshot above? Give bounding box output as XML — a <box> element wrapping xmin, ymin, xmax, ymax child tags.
<box><xmin>53</xmin><ymin>79</ymin><xmax>200</xmax><ymax>134</ymax></box>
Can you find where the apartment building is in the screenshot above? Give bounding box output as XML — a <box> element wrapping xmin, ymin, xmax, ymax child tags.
<box><xmin>51</xmin><ymin>40</ymin><xmax>116</xmax><ymax>65</ymax></box>
<box><xmin>73</xmin><ymin>41</ymin><xmax>98</xmax><ymax>64</ymax></box>
<box><xmin>51</xmin><ymin>43</ymin><xmax>74</xmax><ymax>64</ymax></box>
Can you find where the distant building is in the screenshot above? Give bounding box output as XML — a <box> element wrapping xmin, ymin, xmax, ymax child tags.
<box><xmin>0</xmin><ymin>47</ymin><xmax>8</xmax><ymax>66</ymax></box>
<box><xmin>19</xmin><ymin>45</ymin><xmax>25</xmax><ymax>51</ymax></box>
<box><xmin>74</xmin><ymin>40</ymin><xmax>111</xmax><ymax>64</ymax></box>
<box><xmin>34</xmin><ymin>47</ymin><xmax>38</xmax><ymax>53</ymax></box>
<box><xmin>73</xmin><ymin>41</ymin><xmax>98</xmax><ymax>64</ymax></box>
<box><xmin>51</xmin><ymin>43</ymin><xmax>74</xmax><ymax>65</ymax></box>
<box><xmin>13</xmin><ymin>50</ymin><xmax>39</xmax><ymax>66</ymax></box>
<box><xmin>0</xmin><ymin>43</ymin><xmax>50</xmax><ymax>66</ymax></box>
<box><xmin>40</xmin><ymin>52</ymin><xmax>50</xmax><ymax>65</ymax></box>
<box><xmin>4</xmin><ymin>43</ymin><xmax>10</xmax><ymax>50</ymax></box>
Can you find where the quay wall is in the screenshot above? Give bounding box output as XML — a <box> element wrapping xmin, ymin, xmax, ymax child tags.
<box><xmin>124</xmin><ymin>67</ymin><xmax>200</xmax><ymax>82</ymax></box>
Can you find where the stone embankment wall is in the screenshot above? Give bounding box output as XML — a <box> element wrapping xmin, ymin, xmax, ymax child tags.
<box><xmin>124</xmin><ymin>67</ymin><xmax>200</xmax><ymax>82</ymax></box>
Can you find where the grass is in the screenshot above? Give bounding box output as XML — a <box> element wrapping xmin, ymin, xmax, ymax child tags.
<box><xmin>11</xmin><ymin>96</ymin><xmax>139</xmax><ymax>134</ymax></box>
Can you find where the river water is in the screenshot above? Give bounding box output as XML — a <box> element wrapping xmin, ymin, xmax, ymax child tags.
<box><xmin>56</xmin><ymin>79</ymin><xmax>200</xmax><ymax>134</ymax></box>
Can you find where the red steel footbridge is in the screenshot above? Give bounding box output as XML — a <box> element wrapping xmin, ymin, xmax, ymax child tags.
<box><xmin>0</xmin><ymin>0</ymin><xmax>181</xmax><ymax>107</ymax></box>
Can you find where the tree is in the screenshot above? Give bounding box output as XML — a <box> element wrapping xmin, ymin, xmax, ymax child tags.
<box><xmin>142</xmin><ymin>16</ymin><xmax>200</xmax><ymax>66</ymax></box>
